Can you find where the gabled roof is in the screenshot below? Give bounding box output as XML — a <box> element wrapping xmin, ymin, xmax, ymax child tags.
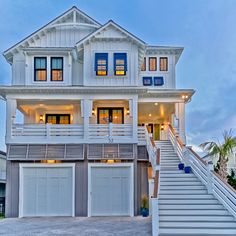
<box><xmin>76</xmin><ymin>20</ymin><xmax>146</xmax><ymax>48</ymax></box>
<box><xmin>3</xmin><ymin>6</ymin><xmax>101</xmax><ymax>62</ymax></box>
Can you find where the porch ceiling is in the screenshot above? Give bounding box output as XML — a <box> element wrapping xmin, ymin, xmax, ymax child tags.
<box><xmin>138</xmin><ymin>102</ymin><xmax>174</xmax><ymax>123</ymax></box>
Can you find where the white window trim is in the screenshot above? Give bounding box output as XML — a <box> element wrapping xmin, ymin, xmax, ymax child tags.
<box><xmin>87</xmin><ymin>162</ymin><xmax>134</xmax><ymax>217</ymax></box>
<box><xmin>19</xmin><ymin>163</ymin><xmax>75</xmax><ymax>218</ymax></box>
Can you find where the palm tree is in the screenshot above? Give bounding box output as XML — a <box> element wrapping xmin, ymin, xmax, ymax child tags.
<box><xmin>200</xmin><ymin>130</ymin><xmax>236</xmax><ymax>181</ymax></box>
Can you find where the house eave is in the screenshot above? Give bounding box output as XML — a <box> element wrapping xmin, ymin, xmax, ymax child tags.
<box><xmin>0</xmin><ymin>86</ymin><xmax>195</xmax><ymax>101</ymax></box>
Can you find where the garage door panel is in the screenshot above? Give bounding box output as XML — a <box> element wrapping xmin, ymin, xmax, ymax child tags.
<box><xmin>21</xmin><ymin>166</ymin><xmax>74</xmax><ymax>217</ymax></box>
<box><xmin>90</xmin><ymin>166</ymin><xmax>132</xmax><ymax>216</ymax></box>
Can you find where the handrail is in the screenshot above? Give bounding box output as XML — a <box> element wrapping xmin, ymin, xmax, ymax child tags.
<box><xmin>169</xmin><ymin>125</ymin><xmax>236</xmax><ymax>219</ymax></box>
<box><xmin>153</xmin><ymin>148</ymin><xmax>161</xmax><ymax>198</ymax></box>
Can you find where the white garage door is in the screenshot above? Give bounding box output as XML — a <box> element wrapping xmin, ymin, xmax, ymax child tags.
<box><xmin>90</xmin><ymin>165</ymin><xmax>133</xmax><ymax>216</ymax></box>
<box><xmin>20</xmin><ymin>164</ymin><xmax>74</xmax><ymax>217</ymax></box>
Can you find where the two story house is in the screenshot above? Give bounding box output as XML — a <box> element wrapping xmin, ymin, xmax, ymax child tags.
<box><xmin>0</xmin><ymin>6</ymin><xmax>194</xmax><ymax>218</ymax></box>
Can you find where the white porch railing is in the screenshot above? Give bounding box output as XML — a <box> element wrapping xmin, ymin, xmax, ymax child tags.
<box><xmin>11</xmin><ymin>123</ymin><xmax>145</xmax><ymax>144</ymax></box>
<box><xmin>12</xmin><ymin>124</ymin><xmax>84</xmax><ymax>137</ymax></box>
<box><xmin>88</xmin><ymin>124</ymin><xmax>133</xmax><ymax>141</ymax></box>
<box><xmin>168</xmin><ymin>124</ymin><xmax>236</xmax><ymax>219</ymax></box>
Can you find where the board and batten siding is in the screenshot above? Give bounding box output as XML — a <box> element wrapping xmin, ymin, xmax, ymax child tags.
<box><xmin>138</xmin><ymin>54</ymin><xmax>176</xmax><ymax>88</ymax></box>
<box><xmin>5</xmin><ymin>161</ymin><xmax>19</xmax><ymax>217</ymax></box>
<box><xmin>83</xmin><ymin>41</ymin><xmax>139</xmax><ymax>86</ymax></box>
<box><xmin>28</xmin><ymin>27</ymin><xmax>94</xmax><ymax>48</ymax></box>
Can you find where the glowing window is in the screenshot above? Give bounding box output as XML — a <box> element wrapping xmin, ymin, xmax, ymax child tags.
<box><xmin>51</xmin><ymin>57</ymin><xmax>63</xmax><ymax>81</ymax></box>
<box><xmin>95</xmin><ymin>53</ymin><xmax>108</xmax><ymax>76</ymax></box>
<box><xmin>149</xmin><ymin>57</ymin><xmax>157</xmax><ymax>71</ymax></box>
<box><xmin>114</xmin><ymin>53</ymin><xmax>127</xmax><ymax>76</ymax></box>
<box><xmin>141</xmin><ymin>57</ymin><xmax>146</xmax><ymax>71</ymax></box>
<box><xmin>34</xmin><ymin>57</ymin><xmax>47</xmax><ymax>81</ymax></box>
<box><xmin>160</xmin><ymin>57</ymin><xmax>168</xmax><ymax>71</ymax></box>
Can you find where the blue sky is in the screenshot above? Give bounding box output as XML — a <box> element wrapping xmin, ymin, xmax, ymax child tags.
<box><xmin>0</xmin><ymin>0</ymin><xmax>236</xmax><ymax>151</ymax></box>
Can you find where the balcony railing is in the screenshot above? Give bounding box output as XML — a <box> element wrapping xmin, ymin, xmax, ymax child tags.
<box><xmin>10</xmin><ymin>123</ymin><xmax>145</xmax><ymax>144</ymax></box>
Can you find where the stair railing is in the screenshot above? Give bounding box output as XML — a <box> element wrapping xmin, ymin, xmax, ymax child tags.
<box><xmin>144</xmin><ymin>126</ymin><xmax>161</xmax><ymax>236</ymax></box>
<box><xmin>168</xmin><ymin>124</ymin><xmax>236</xmax><ymax>219</ymax></box>
<box><xmin>168</xmin><ymin>125</ymin><xmax>184</xmax><ymax>162</ymax></box>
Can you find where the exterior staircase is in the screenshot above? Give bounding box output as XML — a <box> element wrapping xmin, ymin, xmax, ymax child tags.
<box><xmin>155</xmin><ymin>140</ymin><xmax>236</xmax><ymax>235</ymax></box>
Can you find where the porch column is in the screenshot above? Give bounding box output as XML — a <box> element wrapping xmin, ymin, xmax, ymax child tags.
<box><xmin>175</xmin><ymin>102</ymin><xmax>186</xmax><ymax>144</ymax></box>
<box><xmin>81</xmin><ymin>99</ymin><xmax>92</xmax><ymax>141</ymax></box>
<box><xmin>6</xmin><ymin>99</ymin><xmax>17</xmax><ymax>142</ymax></box>
<box><xmin>130</xmin><ymin>98</ymin><xmax>138</xmax><ymax>142</ymax></box>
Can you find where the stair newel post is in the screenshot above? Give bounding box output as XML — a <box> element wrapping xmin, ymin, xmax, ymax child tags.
<box><xmin>151</xmin><ymin>197</ymin><xmax>159</xmax><ymax>236</ymax></box>
<box><xmin>152</xmin><ymin>147</ymin><xmax>161</xmax><ymax>236</ymax></box>
<box><xmin>207</xmin><ymin>161</ymin><xmax>214</xmax><ymax>194</ymax></box>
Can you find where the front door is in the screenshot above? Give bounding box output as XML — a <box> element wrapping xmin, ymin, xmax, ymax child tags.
<box><xmin>97</xmin><ymin>108</ymin><xmax>124</xmax><ymax>124</ymax></box>
<box><xmin>46</xmin><ymin>114</ymin><xmax>70</xmax><ymax>124</ymax></box>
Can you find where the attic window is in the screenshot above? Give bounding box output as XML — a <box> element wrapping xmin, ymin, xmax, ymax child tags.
<box><xmin>51</xmin><ymin>57</ymin><xmax>63</xmax><ymax>81</ymax></box>
<box><xmin>114</xmin><ymin>53</ymin><xmax>127</xmax><ymax>76</ymax></box>
<box><xmin>34</xmin><ymin>57</ymin><xmax>47</xmax><ymax>81</ymax></box>
<box><xmin>95</xmin><ymin>53</ymin><xmax>108</xmax><ymax>76</ymax></box>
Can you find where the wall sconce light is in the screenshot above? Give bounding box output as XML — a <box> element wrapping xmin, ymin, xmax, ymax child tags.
<box><xmin>161</xmin><ymin>124</ymin><xmax>164</xmax><ymax>130</ymax></box>
<box><xmin>126</xmin><ymin>109</ymin><xmax>130</xmax><ymax>115</ymax></box>
<box><xmin>92</xmin><ymin>108</ymin><xmax>95</xmax><ymax>115</ymax></box>
<box><xmin>39</xmin><ymin>115</ymin><xmax>44</xmax><ymax>123</ymax></box>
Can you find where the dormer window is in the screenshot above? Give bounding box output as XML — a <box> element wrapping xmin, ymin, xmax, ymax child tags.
<box><xmin>34</xmin><ymin>57</ymin><xmax>47</xmax><ymax>81</ymax></box>
<box><xmin>51</xmin><ymin>57</ymin><xmax>63</xmax><ymax>81</ymax></box>
<box><xmin>114</xmin><ymin>53</ymin><xmax>127</xmax><ymax>76</ymax></box>
<box><xmin>95</xmin><ymin>53</ymin><xmax>108</xmax><ymax>76</ymax></box>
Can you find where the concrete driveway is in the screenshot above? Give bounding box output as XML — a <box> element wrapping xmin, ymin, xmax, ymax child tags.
<box><xmin>0</xmin><ymin>216</ymin><xmax>151</xmax><ymax>236</ymax></box>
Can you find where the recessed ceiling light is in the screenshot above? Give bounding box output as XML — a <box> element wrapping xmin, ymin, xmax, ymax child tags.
<box><xmin>154</xmin><ymin>102</ymin><xmax>158</xmax><ymax>106</ymax></box>
<box><xmin>149</xmin><ymin>113</ymin><xmax>152</xmax><ymax>117</ymax></box>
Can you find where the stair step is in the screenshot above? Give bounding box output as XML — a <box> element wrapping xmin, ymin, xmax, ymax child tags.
<box><xmin>160</xmin><ymin>221</ymin><xmax>236</xmax><ymax>228</ymax></box>
<box><xmin>160</xmin><ymin>181</ymin><xmax>203</xmax><ymax>186</ymax></box>
<box><xmin>160</xmin><ymin>185</ymin><xmax>206</xmax><ymax>190</ymax></box>
<box><xmin>159</xmin><ymin>199</ymin><xmax>219</xmax><ymax>204</ymax></box>
<box><xmin>159</xmin><ymin>209</ymin><xmax>230</xmax><ymax>216</ymax></box>
<box><xmin>160</xmin><ymin>190</ymin><xmax>208</xmax><ymax>194</ymax></box>
<box><xmin>160</xmin><ymin>215</ymin><xmax>235</xmax><ymax>222</ymax></box>
<box><xmin>160</xmin><ymin>178</ymin><xmax>199</xmax><ymax>182</ymax></box>
<box><xmin>159</xmin><ymin>194</ymin><xmax>214</xmax><ymax>199</ymax></box>
<box><xmin>159</xmin><ymin>204</ymin><xmax>224</xmax><ymax>210</ymax></box>
<box><xmin>160</xmin><ymin>173</ymin><xmax>195</xmax><ymax>177</ymax></box>
<box><xmin>159</xmin><ymin>227</ymin><xmax>236</xmax><ymax>235</ymax></box>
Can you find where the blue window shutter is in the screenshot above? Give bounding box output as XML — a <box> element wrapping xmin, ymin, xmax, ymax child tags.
<box><xmin>143</xmin><ymin>77</ymin><xmax>152</xmax><ymax>86</ymax></box>
<box><xmin>114</xmin><ymin>53</ymin><xmax>127</xmax><ymax>71</ymax></box>
<box><xmin>154</xmin><ymin>77</ymin><xmax>164</xmax><ymax>86</ymax></box>
<box><xmin>95</xmin><ymin>53</ymin><xmax>108</xmax><ymax>71</ymax></box>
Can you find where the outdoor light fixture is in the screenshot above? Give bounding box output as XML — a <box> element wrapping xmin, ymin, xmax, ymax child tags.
<box><xmin>92</xmin><ymin>108</ymin><xmax>95</xmax><ymax>115</ymax></box>
<box><xmin>182</xmin><ymin>95</ymin><xmax>189</xmax><ymax>99</ymax></box>
<box><xmin>39</xmin><ymin>115</ymin><xmax>43</xmax><ymax>122</ymax></box>
<box><xmin>126</xmin><ymin>109</ymin><xmax>130</xmax><ymax>115</ymax></box>
<box><xmin>161</xmin><ymin>124</ymin><xmax>164</xmax><ymax>130</ymax></box>
<box><xmin>149</xmin><ymin>113</ymin><xmax>152</xmax><ymax>117</ymax></box>
<box><xmin>154</xmin><ymin>102</ymin><xmax>158</xmax><ymax>106</ymax></box>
